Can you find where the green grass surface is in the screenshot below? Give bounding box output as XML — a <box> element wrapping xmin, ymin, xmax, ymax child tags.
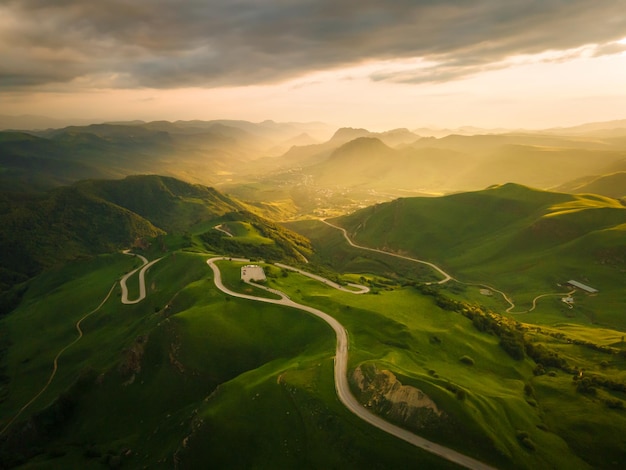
<box><xmin>0</xmin><ymin>253</ymin><xmax>457</xmax><ymax>468</ymax></box>
<box><xmin>3</xmin><ymin>188</ymin><xmax>626</xmax><ymax>469</ymax></box>
<box><xmin>222</xmin><ymin>221</ymin><xmax>274</xmax><ymax>245</ymax></box>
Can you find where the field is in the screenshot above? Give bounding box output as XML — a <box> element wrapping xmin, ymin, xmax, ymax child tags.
<box><xmin>2</xmin><ymin>183</ymin><xmax>626</xmax><ymax>468</ymax></box>
<box><xmin>0</xmin><ymin>251</ymin><xmax>458</xmax><ymax>468</ymax></box>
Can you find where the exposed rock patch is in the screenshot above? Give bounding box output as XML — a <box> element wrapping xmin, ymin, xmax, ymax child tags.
<box><xmin>352</xmin><ymin>363</ymin><xmax>443</xmax><ymax>430</ymax></box>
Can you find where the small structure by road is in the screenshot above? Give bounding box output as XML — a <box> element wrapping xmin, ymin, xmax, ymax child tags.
<box><xmin>241</xmin><ymin>265</ymin><xmax>266</xmax><ymax>282</ymax></box>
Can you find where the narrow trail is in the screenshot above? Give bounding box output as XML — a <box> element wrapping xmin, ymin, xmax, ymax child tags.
<box><xmin>508</xmin><ymin>290</ymin><xmax>576</xmax><ymax>314</ymax></box>
<box><xmin>0</xmin><ymin>282</ymin><xmax>117</xmax><ymax>436</ymax></box>
<box><xmin>322</xmin><ymin>219</ymin><xmax>572</xmax><ymax>314</ymax></box>
<box><xmin>2</xmin><ymin>251</ymin><xmax>162</xmax><ymax>435</ymax></box>
<box><xmin>207</xmin><ymin>257</ymin><xmax>495</xmax><ymax>470</ymax></box>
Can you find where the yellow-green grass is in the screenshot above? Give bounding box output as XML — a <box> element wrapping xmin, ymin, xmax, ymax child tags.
<box><xmin>215</xmin><ymin>259</ymin><xmax>282</xmax><ymax>300</ymax></box>
<box><xmin>284</xmin><ymin>219</ymin><xmax>441</xmax><ymax>283</ymax></box>
<box><xmin>3</xmin><ymin>248</ymin><xmax>624</xmax><ymax>468</ymax></box>
<box><xmin>221</xmin><ymin>220</ymin><xmax>274</xmax><ymax>245</ymax></box>
<box><xmin>313</xmin><ymin>185</ymin><xmax>626</xmax><ymax>330</ymax></box>
<box><xmin>533</xmin><ymin>373</ymin><xmax>626</xmax><ymax>468</ymax></box>
<box><xmin>264</xmin><ymin>269</ymin><xmax>613</xmax><ymax>468</ymax></box>
<box><xmin>2</xmin><ymin>252</ymin><xmax>340</xmax><ymax>467</ymax></box>
<box><xmin>0</xmin><ymin>252</ymin><xmax>211</xmax><ymax>423</ymax></box>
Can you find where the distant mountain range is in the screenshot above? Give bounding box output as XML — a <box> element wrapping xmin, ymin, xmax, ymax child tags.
<box><xmin>2</xmin><ymin>117</ymin><xmax>626</xmax><ymax>217</ymax></box>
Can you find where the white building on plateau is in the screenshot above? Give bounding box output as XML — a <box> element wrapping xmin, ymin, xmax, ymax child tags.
<box><xmin>241</xmin><ymin>265</ymin><xmax>266</xmax><ymax>282</ymax></box>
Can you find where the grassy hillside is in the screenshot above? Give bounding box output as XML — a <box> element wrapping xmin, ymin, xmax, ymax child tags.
<box><xmin>0</xmin><ymin>185</ymin><xmax>163</xmax><ymax>299</ymax></box>
<box><xmin>0</xmin><ymin>120</ymin><xmax>334</xmax><ymax>193</ymax></box>
<box><xmin>0</xmin><ymin>253</ymin><xmax>457</xmax><ymax>469</ymax></box>
<box><xmin>75</xmin><ymin>175</ymin><xmax>243</xmax><ymax>233</ymax></box>
<box><xmin>0</xmin><ymin>175</ymin><xmax>312</xmax><ymax>312</ymax></box>
<box><xmin>301</xmin><ymin>132</ymin><xmax>626</xmax><ymax>194</ymax></box>
<box><xmin>1</xmin><ymin>212</ymin><xmax>625</xmax><ymax>468</ymax></box>
<box><xmin>0</xmin><ymin>132</ymin><xmax>118</xmax><ymax>192</ymax></box>
<box><xmin>334</xmin><ymin>184</ymin><xmax>626</xmax><ymax>327</ymax></box>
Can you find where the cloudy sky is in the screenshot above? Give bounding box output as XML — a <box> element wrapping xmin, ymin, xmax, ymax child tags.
<box><xmin>1</xmin><ymin>0</ymin><xmax>626</xmax><ymax>130</ymax></box>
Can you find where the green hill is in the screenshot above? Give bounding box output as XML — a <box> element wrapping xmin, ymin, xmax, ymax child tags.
<box><xmin>1</xmin><ymin>181</ymin><xmax>625</xmax><ymax>468</ymax></box>
<box><xmin>0</xmin><ymin>175</ymin><xmax>312</xmax><ymax>307</ymax></box>
<box><xmin>299</xmin><ymin>132</ymin><xmax>626</xmax><ymax>197</ymax></box>
<box><xmin>0</xmin><ymin>185</ymin><xmax>163</xmax><ymax>297</ymax></box>
<box><xmin>74</xmin><ymin>175</ymin><xmax>243</xmax><ymax>233</ymax></box>
<box><xmin>335</xmin><ymin>183</ymin><xmax>626</xmax><ymax>325</ymax></box>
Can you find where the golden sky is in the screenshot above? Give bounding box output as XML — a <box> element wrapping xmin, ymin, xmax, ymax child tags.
<box><xmin>1</xmin><ymin>1</ymin><xmax>626</xmax><ymax>130</ymax></box>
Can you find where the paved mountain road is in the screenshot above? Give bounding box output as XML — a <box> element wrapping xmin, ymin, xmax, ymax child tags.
<box><xmin>322</xmin><ymin>219</ymin><xmax>573</xmax><ymax>314</ymax></box>
<box><xmin>321</xmin><ymin>219</ymin><xmax>453</xmax><ymax>284</ymax></box>
<box><xmin>274</xmin><ymin>262</ymin><xmax>370</xmax><ymax>294</ymax></box>
<box><xmin>120</xmin><ymin>251</ymin><xmax>163</xmax><ymax>304</ymax></box>
<box><xmin>207</xmin><ymin>257</ymin><xmax>495</xmax><ymax>470</ymax></box>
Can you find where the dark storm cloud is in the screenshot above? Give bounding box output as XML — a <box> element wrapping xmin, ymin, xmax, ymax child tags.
<box><xmin>1</xmin><ymin>0</ymin><xmax>625</xmax><ymax>89</ymax></box>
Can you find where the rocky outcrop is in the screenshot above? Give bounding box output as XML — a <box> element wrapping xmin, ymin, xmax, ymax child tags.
<box><xmin>352</xmin><ymin>363</ymin><xmax>442</xmax><ymax>429</ymax></box>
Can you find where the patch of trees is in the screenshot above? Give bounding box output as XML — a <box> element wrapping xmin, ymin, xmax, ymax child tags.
<box><xmin>573</xmin><ymin>373</ymin><xmax>626</xmax><ymax>398</ymax></box>
<box><xmin>417</xmin><ymin>284</ymin><xmax>528</xmax><ymax>361</ymax></box>
<box><xmin>444</xmin><ymin>381</ymin><xmax>467</xmax><ymax>400</ymax></box>
<box><xmin>525</xmin><ymin>343</ymin><xmax>568</xmax><ymax>372</ymax></box>
<box><xmin>0</xmin><ymin>186</ymin><xmax>162</xmax><ymax>297</ymax></box>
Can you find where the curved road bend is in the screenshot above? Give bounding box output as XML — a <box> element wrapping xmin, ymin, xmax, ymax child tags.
<box><xmin>321</xmin><ymin>219</ymin><xmax>568</xmax><ymax>313</ymax></box>
<box><xmin>508</xmin><ymin>290</ymin><xmax>576</xmax><ymax>314</ymax></box>
<box><xmin>214</xmin><ymin>224</ymin><xmax>234</xmax><ymax>237</ymax></box>
<box><xmin>321</xmin><ymin>219</ymin><xmax>453</xmax><ymax>284</ymax></box>
<box><xmin>274</xmin><ymin>262</ymin><xmax>370</xmax><ymax>294</ymax></box>
<box><xmin>207</xmin><ymin>257</ymin><xmax>495</xmax><ymax>470</ymax></box>
<box><xmin>120</xmin><ymin>251</ymin><xmax>163</xmax><ymax>304</ymax></box>
<box><xmin>3</xmin><ymin>253</ymin><xmax>163</xmax><ymax>435</ymax></box>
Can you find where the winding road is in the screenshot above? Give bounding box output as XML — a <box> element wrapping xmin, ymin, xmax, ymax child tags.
<box><xmin>207</xmin><ymin>257</ymin><xmax>495</xmax><ymax>470</ymax></box>
<box><xmin>321</xmin><ymin>219</ymin><xmax>453</xmax><ymax>284</ymax></box>
<box><xmin>2</xmin><ymin>251</ymin><xmax>162</xmax><ymax>435</ymax></box>
<box><xmin>120</xmin><ymin>251</ymin><xmax>163</xmax><ymax>304</ymax></box>
<box><xmin>322</xmin><ymin>219</ymin><xmax>574</xmax><ymax>314</ymax></box>
<box><xmin>275</xmin><ymin>262</ymin><xmax>370</xmax><ymax>294</ymax></box>
<box><xmin>214</xmin><ymin>224</ymin><xmax>234</xmax><ymax>237</ymax></box>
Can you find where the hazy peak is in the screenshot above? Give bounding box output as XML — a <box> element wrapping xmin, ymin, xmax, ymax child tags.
<box><xmin>330</xmin><ymin>127</ymin><xmax>371</xmax><ymax>144</ymax></box>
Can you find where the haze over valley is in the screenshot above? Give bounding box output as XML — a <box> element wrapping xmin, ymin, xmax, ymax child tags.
<box><xmin>1</xmin><ymin>1</ymin><xmax>626</xmax><ymax>469</ymax></box>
